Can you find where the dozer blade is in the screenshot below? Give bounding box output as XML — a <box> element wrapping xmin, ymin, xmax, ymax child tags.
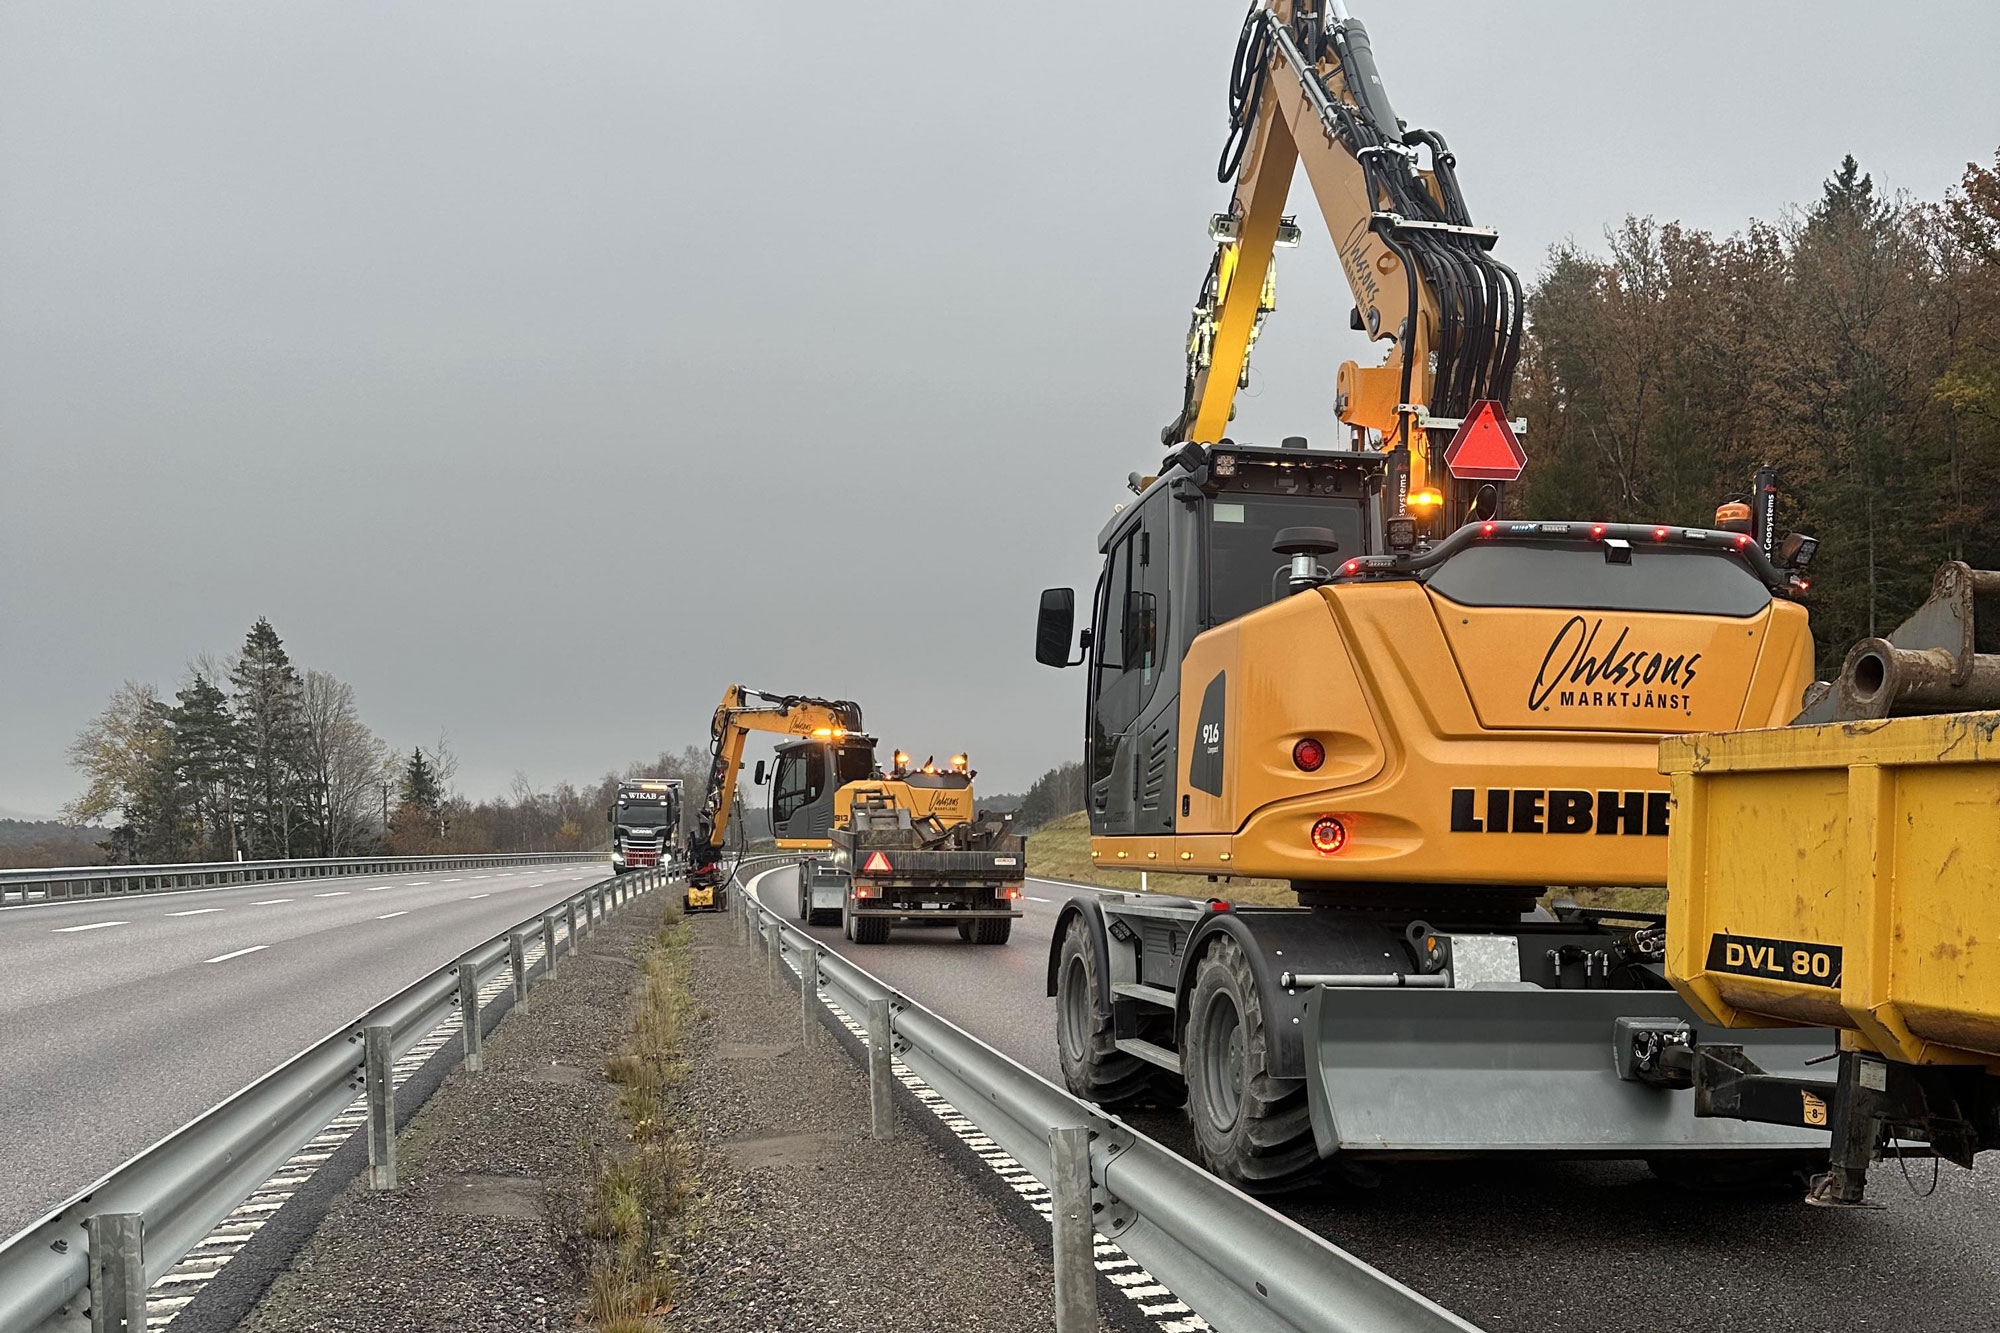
<box><xmin>1304</xmin><ymin>987</ymin><xmax>1830</xmax><ymax>1156</ymax></box>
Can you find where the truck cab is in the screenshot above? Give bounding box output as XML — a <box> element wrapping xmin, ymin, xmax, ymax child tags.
<box><xmin>608</xmin><ymin>779</ymin><xmax>682</xmax><ymax>874</ymax></box>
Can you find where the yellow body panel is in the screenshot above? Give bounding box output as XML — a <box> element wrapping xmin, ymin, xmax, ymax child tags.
<box><xmin>685</xmin><ymin>886</ymin><xmax>715</xmax><ymax>909</ymax></box>
<box><xmin>1095</xmin><ymin>585</ymin><xmax>1813</xmax><ymax>888</ymax></box>
<box><xmin>1661</xmin><ymin>712</ymin><xmax>2000</xmax><ymax>1070</ymax></box>
<box><xmin>834</xmin><ymin>778</ymin><xmax>974</xmax><ymax>829</ymax></box>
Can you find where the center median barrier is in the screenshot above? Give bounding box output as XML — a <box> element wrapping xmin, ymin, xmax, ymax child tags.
<box><xmin>0</xmin><ymin>866</ymin><xmax>670</xmax><ymax>1333</ymax></box>
<box><xmin>731</xmin><ymin>858</ymin><xmax>1482</xmax><ymax>1333</ymax></box>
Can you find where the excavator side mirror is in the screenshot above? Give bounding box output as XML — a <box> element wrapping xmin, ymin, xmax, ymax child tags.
<box><xmin>1037</xmin><ymin>588</ymin><xmax>1083</xmax><ymax>668</ymax></box>
<box><xmin>753</xmin><ymin>760</ymin><xmax>767</xmax><ymax>786</ymax></box>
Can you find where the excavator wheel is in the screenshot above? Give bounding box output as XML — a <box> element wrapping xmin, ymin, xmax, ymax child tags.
<box><xmin>1055</xmin><ymin>915</ymin><xmax>1183</xmax><ymax>1111</ymax></box>
<box><xmin>1181</xmin><ymin>935</ymin><xmax>1320</xmax><ymax>1194</ymax></box>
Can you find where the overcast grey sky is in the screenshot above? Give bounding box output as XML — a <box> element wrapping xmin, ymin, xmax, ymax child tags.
<box><xmin>4</xmin><ymin>2</ymin><xmax>1997</xmax><ymax>817</ymax></box>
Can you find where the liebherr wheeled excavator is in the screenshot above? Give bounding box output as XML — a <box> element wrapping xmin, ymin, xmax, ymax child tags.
<box><xmin>1034</xmin><ymin>0</ymin><xmax>1826</xmax><ymax>1192</ymax></box>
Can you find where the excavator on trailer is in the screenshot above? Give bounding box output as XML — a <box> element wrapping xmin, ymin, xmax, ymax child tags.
<box><xmin>686</xmin><ymin>686</ymin><xmax>1026</xmax><ymax>939</ymax></box>
<box><xmin>1034</xmin><ymin>0</ymin><xmax>1827</xmax><ymax>1192</ymax></box>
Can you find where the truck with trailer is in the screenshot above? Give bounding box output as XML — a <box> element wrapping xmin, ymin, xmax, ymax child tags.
<box><xmin>796</xmin><ymin>752</ymin><xmax>1025</xmax><ymax>944</ymax></box>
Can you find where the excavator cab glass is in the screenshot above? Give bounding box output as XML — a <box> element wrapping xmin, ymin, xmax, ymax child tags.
<box><xmin>770</xmin><ymin>738</ymin><xmax>876</xmax><ymax>842</ymax></box>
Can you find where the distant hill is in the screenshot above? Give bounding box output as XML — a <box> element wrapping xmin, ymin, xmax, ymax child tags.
<box><xmin>0</xmin><ymin>820</ymin><xmax>108</xmax><ymax>870</ymax></box>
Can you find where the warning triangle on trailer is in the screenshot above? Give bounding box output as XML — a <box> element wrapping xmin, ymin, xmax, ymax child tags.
<box><xmin>1442</xmin><ymin>399</ymin><xmax>1527</xmax><ymax>481</ymax></box>
<box><xmin>860</xmin><ymin>850</ymin><xmax>893</xmax><ymax>874</ymax></box>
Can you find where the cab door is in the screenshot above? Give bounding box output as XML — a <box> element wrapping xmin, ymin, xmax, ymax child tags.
<box><xmin>1086</xmin><ymin>494</ymin><xmax>1178</xmax><ymax>837</ymax></box>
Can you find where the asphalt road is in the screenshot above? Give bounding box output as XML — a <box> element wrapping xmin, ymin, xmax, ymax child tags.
<box><xmin>750</xmin><ymin>863</ymin><xmax>2000</xmax><ymax>1333</ymax></box>
<box><xmin>0</xmin><ymin>862</ymin><xmax>605</xmax><ymax>1238</ymax></box>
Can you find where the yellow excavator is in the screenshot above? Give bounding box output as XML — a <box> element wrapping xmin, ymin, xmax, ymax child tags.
<box><xmin>686</xmin><ymin>686</ymin><xmax>1025</xmax><ymax>939</ymax></box>
<box><xmin>683</xmin><ymin>686</ymin><xmax>869</xmax><ymax>911</ymax></box>
<box><xmin>1034</xmin><ymin>0</ymin><xmax>1826</xmax><ymax>1192</ymax></box>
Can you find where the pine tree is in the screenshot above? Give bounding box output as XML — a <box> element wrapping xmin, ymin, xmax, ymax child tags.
<box><xmin>230</xmin><ymin>618</ymin><xmax>307</xmax><ymax>859</ymax></box>
<box><xmin>168</xmin><ymin>675</ymin><xmax>242</xmax><ymax>861</ymax></box>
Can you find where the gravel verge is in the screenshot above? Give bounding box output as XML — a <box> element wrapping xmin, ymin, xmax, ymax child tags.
<box><xmin>671</xmin><ymin>910</ymin><xmax>1126</xmax><ymax>1333</ymax></box>
<box><xmin>232</xmin><ymin>889</ymin><xmax>671</xmax><ymax>1333</ymax></box>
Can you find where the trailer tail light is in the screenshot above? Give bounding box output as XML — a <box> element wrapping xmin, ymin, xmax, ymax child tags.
<box><xmin>1653</xmin><ymin>527</ymin><xmax>1669</xmax><ymax>540</ymax></box>
<box><xmin>854</xmin><ymin>882</ymin><xmax>880</xmax><ymax>899</ymax></box>
<box><xmin>1310</xmin><ymin>815</ymin><xmax>1348</xmax><ymax>855</ymax></box>
<box><xmin>1001</xmin><ymin>885</ymin><xmax>1021</xmax><ymax>900</ymax></box>
<box><xmin>1292</xmin><ymin>738</ymin><xmax>1325</xmax><ymax>772</ymax></box>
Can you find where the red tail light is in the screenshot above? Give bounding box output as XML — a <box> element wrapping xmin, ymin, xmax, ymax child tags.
<box><xmin>1292</xmin><ymin>738</ymin><xmax>1325</xmax><ymax>772</ymax></box>
<box><xmin>1310</xmin><ymin>815</ymin><xmax>1348</xmax><ymax>855</ymax></box>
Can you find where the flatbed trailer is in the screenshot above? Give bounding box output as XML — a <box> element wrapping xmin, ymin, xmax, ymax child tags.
<box><xmin>803</xmin><ymin>792</ymin><xmax>1025</xmax><ymax>944</ymax></box>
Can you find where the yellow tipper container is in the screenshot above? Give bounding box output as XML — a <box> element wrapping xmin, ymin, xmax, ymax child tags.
<box><xmin>1659</xmin><ymin>711</ymin><xmax>2000</xmax><ymax>1071</ymax></box>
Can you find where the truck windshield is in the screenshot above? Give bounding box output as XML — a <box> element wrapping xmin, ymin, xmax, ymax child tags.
<box><xmin>616</xmin><ymin>803</ymin><xmax>670</xmax><ymax>824</ymax></box>
<box><xmin>1207</xmin><ymin>495</ymin><xmax>1366</xmax><ymax>625</ymax></box>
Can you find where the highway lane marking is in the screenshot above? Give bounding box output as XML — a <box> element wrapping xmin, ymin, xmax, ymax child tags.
<box><xmin>205</xmin><ymin>945</ymin><xmax>268</xmax><ymax>963</ymax></box>
<box><xmin>467</xmin><ymin>893</ymin><xmax>491</xmax><ymax>900</ymax></box>
<box><xmin>407</xmin><ymin>881</ymin><xmax>432</xmax><ymax>886</ymax></box>
<box><xmin>1026</xmin><ymin>896</ymin><xmax>1051</xmax><ymax>903</ymax></box>
<box><xmin>315</xmin><ymin>891</ymin><xmax>351</xmax><ymax>898</ymax></box>
<box><xmin>166</xmin><ymin>907</ymin><xmax>225</xmax><ymax>917</ymax></box>
<box><xmin>52</xmin><ymin>920</ymin><xmax>127</xmax><ymax>933</ymax></box>
<box><xmin>442</xmin><ymin>878</ymin><xmax>463</xmax><ymax>883</ymax></box>
<box><xmin>375</xmin><ymin>911</ymin><xmax>408</xmax><ymax>920</ymax></box>
<box><xmin>252</xmin><ymin>898</ymin><xmax>293</xmax><ymax>905</ymax></box>
<box><xmin>362</xmin><ymin>885</ymin><xmax>391</xmax><ymax>891</ymax></box>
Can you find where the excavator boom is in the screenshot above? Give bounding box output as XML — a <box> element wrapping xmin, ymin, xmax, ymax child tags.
<box><xmin>1169</xmin><ymin>1</ymin><xmax>1523</xmax><ymax>525</ymax></box>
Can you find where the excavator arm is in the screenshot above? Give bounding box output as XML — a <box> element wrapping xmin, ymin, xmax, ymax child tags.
<box><xmin>685</xmin><ymin>685</ymin><xmax>864</xmax><ymax>884</ymax></box>
<box><xmin>1166</xmin><ymin>0</ymin><xmax>1523</xmax><ymax>523</ymax></box>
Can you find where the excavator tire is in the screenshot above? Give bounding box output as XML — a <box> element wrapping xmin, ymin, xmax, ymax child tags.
<box><xmin>1055</xmin><ymin>915</ymin><xmax>1183</xmax><ymax>1111</ymax></box>
<box><xmin>1182</xmin><ymin>935</ymin><xmax>1320</xmax><ymax>1194</ymax></box>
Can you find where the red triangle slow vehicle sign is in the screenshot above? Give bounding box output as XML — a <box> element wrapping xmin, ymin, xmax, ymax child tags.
<box><xmin>861</xmin><ymin>851</ymin><xmax>892</xmax><ymax>874</ymax></box>
<box><xmin>1443</xmin><ymin>400</ymin><xmax>1526</xmax><ymax>481</ymax></box>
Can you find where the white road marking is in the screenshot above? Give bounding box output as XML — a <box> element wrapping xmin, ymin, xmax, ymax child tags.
<box><xmin>442</xmin><ymin>878</ymin><xmax>462</xmax><ymax>883</ymax></box>
<box><xmin>166</xmin><ymin>907</ymin><xmax>224</xmax><ymax>917</ymax></box>
<box><xmin>315</xmin><ymin>891</ymin><xmax>350</xmax><ymax>898</ymax></box>
<box><xmin>363</xmin><ymin>885</ymin><xmax>389</xmax><ymax>892</ymax></box>
<box><xmin>53</xmin><ymin>920</ymin><xmax>127</xmax><ymax>933</ymax></box>
<box><xmin>407</xmin><ymin>881</ymin><xmax>431</xmax><ymax>886</ymax></box>
<box><xmin>1026</xmin><ymin>896</ymin><xmax>1051</xmax><ymax>903</ymax></box>
<box><xmin>252</xmin><ymin>898</ymin><xmax>293</xmax><ymax>905</ymax></box>
<box><xmin>375</xmin><ymin>910</ymin><xmax>408</xmax><ymax>920</ymax></box>
<box><xmin>468</xmin><ymin>893</ymin><xmax>491</xmax><ymax>900</ymax></box>
<box><xmin>205</xmin><ymin>945</ymin><xmax>268</xmax><ymax>963</ymax></box>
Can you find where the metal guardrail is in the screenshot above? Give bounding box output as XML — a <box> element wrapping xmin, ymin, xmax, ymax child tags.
<box><xmin>730</xmin><ymin>859</ymin><xmax>1482</xmax><ymax>1333</ymax></box>
<box><xmin>0</xmin><ymin>865</ymin><xmax>670</xmax><ymax>1333</ymax></box>
<box><xmin>0</xmin><ymin>851</ymin><xmax>605</xmax><ymax>905</ymax></box>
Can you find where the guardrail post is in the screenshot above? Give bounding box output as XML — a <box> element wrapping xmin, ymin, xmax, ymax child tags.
<box><xmin>509</xmin><ymin>933</ymin><xmax>528</xmax><ymax>1004</ymax></box>
<box><xmin>800</xmin><ymin>947</ymin><xmax>820</xmax><ymax>1049</ymax></box>
<box><xmin>458</xmin><ymin>959</ymin><xmax>484</xmax><ymax>1075</ymax></box>
<box><xmin>735</xmin><ymin>891</ymin><xmax>749</xmax><ymax>947</ymax></box>
<box><xmin>867</xmin><ymin>997</ymin><xmax>895</xmax><ymax>1140</ymax></box>
<box><xmin>86</xmin><ymin>1212</ymin><xmax>146</xmax><ymax>1333</ymax></box>
<box><xmin>1049</xmin><ymin>1127</ymin><xmax>1099</xmax><ymax>1331</ymax></box>
<box><xmin>766</xmin><ymin>922</ymin><xmax>782</xmax><ymax>998</ymax></box>
<box><xmin>566</xmin><ymin>900</ymin><xmax>579</xmax><ymax>951</ymax></box>
<box><xmin>543</xmin><ymin>914</ymin><xmax>558</xmax><ymax>979</ymax></box>
<box><xmin>365</xmin><ymin>1024</ymin><xmax>396</xmax><ymax>1190</ymax></box>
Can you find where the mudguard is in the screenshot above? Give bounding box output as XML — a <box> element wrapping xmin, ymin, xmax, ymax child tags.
<box><xmin>1176</xmin><ymin>908</ymin><xmax>1410</xmax><ymax>1081</ymax></box>
<box><xmin>1303</xmin><ymin>986</ymin><xmax>1832</xmax><ymax>1156</ymax></box>
<box><xmin>1047</xmin><ymin>895</ymin><xmax>1116</xmax><ymax>1018</ymax></box>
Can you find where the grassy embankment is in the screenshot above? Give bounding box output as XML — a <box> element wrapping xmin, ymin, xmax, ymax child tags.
<box><xmin>1027</xmin><ymin>810</ymin><xmax>1669</xmax><ymax>916</ymax></box>
<box><xmin>562</xmin><ymin>910</ymin><xmax>696</xmax><ymax>1331</ymax></box>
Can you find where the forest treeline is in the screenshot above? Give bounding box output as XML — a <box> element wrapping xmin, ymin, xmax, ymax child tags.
<box><xmin>59</xmin><ymin>616</ymin><xmax>710</xmax><ymax>867</ymax></box>
<box><xmin>1516</xmin><ymin>152</ymin><xmax>2000</xmax><ymax>670</ymax></box>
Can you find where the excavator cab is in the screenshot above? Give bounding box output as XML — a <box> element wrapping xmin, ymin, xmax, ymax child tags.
<box><xmin>1040</xmin><ymin>442</ymin><xmax>1381</xmax><ymax>837</ymax></box>
<box><xmin>768</xmin><ymin>736</ymin><xmax>878</xmax><ymax>846</ymax></box>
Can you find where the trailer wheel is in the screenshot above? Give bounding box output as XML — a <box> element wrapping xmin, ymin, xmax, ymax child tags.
<box><xmin>845</xmin><ymin>903</ymin><xmax>890</xmax><ymax>944</ymax></box>
<box><xmin>1183</xmin><ymin>936</ymin><xmax>1319</xmax><ymax>1193</ymax></box>
<box><xmin>965</xmin><ymin>916</ymin><xmax>1011</xmax><ymax>946</ymax></box>
<box><xmin>1055</xmin><ymin>915</ymin><xmax>1183</xmax><ymax>1110</ymax></box>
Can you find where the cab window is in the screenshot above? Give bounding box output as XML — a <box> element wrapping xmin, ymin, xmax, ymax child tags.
<box><xmin>772</xmin><ymin>748</ymin><xmax>825</xmax><ymax>824</ymax></box>
<box><xmin>1206</xmin><ymin>495</ymin><xmax>1365</xmax><ymax>625</ymax></box>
